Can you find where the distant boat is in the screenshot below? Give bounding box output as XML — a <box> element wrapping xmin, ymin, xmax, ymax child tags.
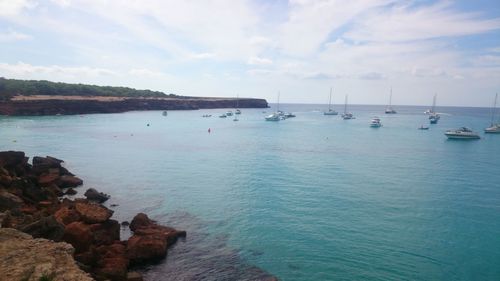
<box><xmin>235</xmin><ymin>95</ymin><xmax>241</xmax><ymax>115</ymax></box>
<box><xmin>384</xmin><ymin>88</ymin><xmax>397</xmax><ymax>114</ymax></box>
<box><xmin>283</xmin><ymin>112</ymin><xmax>296</xmax><ymax>118</ymax></box>
<box><xmin>202</xmin><ymin>114</ymin><xmax>212</xmax><ymax>117</ymax></box>
<box><xmin>418</xmin><ymin>125</ymin><xmax>429</xmax><ymax>130</ymax></box>
<box><xmin>226</xmin><ymin>111</ymin><xmax>233</xmax><ymax>116</ymax></box>
<box><xmin>341</xmin><ymin>95</ymin><xmax>355</xmax><ymax>120</ymax></box>
<box><xmin>162</xmin><ymin>111</ymin><xmax>168</xmax><ymax>116</ymax></box>
<box><xmin>265</xmin><ymin>92</ymin><xmax>281</xmax><ymax>121</ymax></box>
<box><xmin>485</xmin><ymin>93</ymin><xmax>500</xmax><ymax>133</ymax></box>
<box><xmin>324</xmin><ymin>87</ymin><xmax>338</xmax><ymax>115</ymax></box>
<box><xmin>233</xmin><ymin>116</ymin><xmax>239</xmax><ymax>121</ymax></box>
<box><xmin>445</xmin><ymin>127</ymin><xmax>480</xmax><ymax>139</ymax></box>
<box><xmin>370</xmin><ymin>117</ymin><xmax>382</xmax><ymax>128</ymax></box>
<box><xmin>219</xmin><ymin>114</ymin><xmax>227</xmax><ymax>118</ymax></box>
<box><xmin>428</xmin><ymin>94</ymin><xmax>440</xmax><ymax>124</ymax></box>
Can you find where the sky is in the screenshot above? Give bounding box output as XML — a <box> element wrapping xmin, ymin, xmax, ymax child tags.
<box><xmin>0</xmin><ymin>0</ymin><xmax>499</xmax><ymax>107</ymax></box>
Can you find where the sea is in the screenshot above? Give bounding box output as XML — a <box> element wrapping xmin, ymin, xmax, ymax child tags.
<box><xmin>1</xmin><ymin>104</ymin><xmax>499</xmax><ymax>281</ymax></box>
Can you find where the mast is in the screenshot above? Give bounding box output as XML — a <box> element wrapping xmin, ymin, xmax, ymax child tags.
<box><xmin>277</xmin><ymin>91</ymin><xmax>280</xmax><ymax>112</ymax></box>
<box><xmin>491</xmin><ymin>93</ymin><xmax>498</xmax><ymax>125</ymax></box>
<box><xmin>432</xmin><ymin>93</ymin><xmax>437</xmax><ymax>113</ymax></box>
<box><xmin>236</xmin><ymin>94</ymin><xmax>239</xmax><ymax>109</ymax></box>
<box><xmin>328</xmin><ymin>87</ymin><xmax>332</xmax><ymax>111</ymax></box>
<box><xmin>389</xmin><ymin>87</ymin><xmax>392</xmax><ymax>107</ymax></box>
<box><xmin>344</xmin><ymin>95</ymin><xmax>348</xmax><ymax>114</ymax></box>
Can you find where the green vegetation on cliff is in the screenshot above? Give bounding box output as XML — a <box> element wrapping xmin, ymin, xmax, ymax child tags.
<box><xmin>0</xmin><ymin>77</ymin><xmax>174</xmax><ymax>100</ymax></box>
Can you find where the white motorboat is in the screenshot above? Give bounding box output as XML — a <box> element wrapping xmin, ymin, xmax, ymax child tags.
<box><xmin>485</xmin><ymin>93</ymin><xmax>500</xmax><ymax>133</ymax></box>
<box><xmin>445</xmin><ymin>127</ymin><xmax>480</xmax><ymax>139</ymax></box>
<box><xmin>219</xmin><ymin>114</ymin><xmax>227</xmax><ymax>118</ymax></box>
<box><xmin>226</xmin><ymin>111</ymin><xmax>233</xmax><ymax>116</ymax></box>
<box><xmin>324</xmin><ymin>87</ymin><xmax>338</xmax><ymax>115</ymax></box>
<box><xmin>370</xmin><ymin>117</ymin><xmax>382</xmax><ymax>127</ymax></box>
<box><xmin>235</xmin><ymin>109</ymin><xmax>241</xmax><ymax>115</ymax></box>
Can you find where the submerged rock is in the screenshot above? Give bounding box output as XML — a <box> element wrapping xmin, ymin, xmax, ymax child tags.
<box><xmin>0</xmin><ymin>228</ymin><xmax>93</xmax><ymax>281</ymax></box>
<box><xmin>84</xmin><ymin>188</ymin><xmax>110</xmax><ymax>203</ymax></box>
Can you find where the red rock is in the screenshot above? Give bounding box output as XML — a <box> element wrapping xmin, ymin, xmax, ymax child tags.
<box><xmin>96</xmin><ymin>242</ymin><xmax>129</xmax><ymax>280</ymax></box>
<box><xmin>0</xmin><ymin>189</ymin><xmax>23</xmax><ymax>211</ymax></box>
<box><xmin>37</xmin><ymin>172</ymin><xmax>60</xmax><ymax>186</ymax></box>
<box><xmin>75</xmin><ymin>202</ymin><xmax>113</xmax><ymax>224</ymax></box>
<box><xmin>58</xmin><ymin>175</ymin><xmax>83</xmax><ymax>188</ymax></box>
<box><xmin>63</xmin><ymin>221</ymin><xmax>93</xmax><ymax>253</ymax></box>
<box><xmin>129</xmin><ymin>213</ymin><xmax>153</xmax><ymax>231</ymax></box>
<box><xmin>127</xmin><ymin>271</ymin><xmax>143</xmax><ymax>281</ymax></box>
<box><xmin>0</xmin><ymin>151</ymin><xmax>25</xmax><ymax>168</ymax></box>
<box><xmin>54</xmin><ymin>205</ymin><xmax>81</xmax><ymax>225</ymax></box>
<box><xmin>90</xmin><ymin>220</ymin><xmax>120</xmax><ymax>246</ymax></box>
<box><xmin>126</xmin><ymin>232</ymin><xmax>168</xmax><ymax>263</ymax></box>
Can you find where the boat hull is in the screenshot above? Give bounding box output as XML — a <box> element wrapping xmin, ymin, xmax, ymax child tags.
<box><xmin>324</xmin><ymin>112</ymin><xmax>338</xmax><ymax>115</ymax></box>
<box><xmin>445</xmin><ymin>134</ymin><xmax>480</xmax><ymax>139</ymax></box>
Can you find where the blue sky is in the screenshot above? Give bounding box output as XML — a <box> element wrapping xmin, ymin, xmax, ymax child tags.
<box><xmin>0</xmin><ymin>0</ymin><xmax>499</xmax><ymax>106</ymax></box>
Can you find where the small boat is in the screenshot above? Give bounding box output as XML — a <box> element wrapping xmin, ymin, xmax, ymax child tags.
<box><xmin>162</xmin><ymin>111</ymin><xmax>168</xmax><ymax>116</ymax></box>
<box><xmin>233</xmin><ymin>116</ymin><xmax>239</xmax><ymax>121</ymax></box>
<box><xmin>283</xmin><ymin>112</ymin><xmax>296</xmax><ymax>118</ymax></box>
<box><xmin>418</xmin><ymin>125</ymin><xmax>429</xmax><ymax>130</ymax></box>
<box><xmin>219</xmin><ymin>114</ymin><xmax>227</xmax><ymax>118</ymax></box>
<box><xmin>370</xmin><ymin>117</ymin><xmax>382</xmax><ymax>127</ymax></box>
<box><xmin>324</xmin><ymin>87</ymin><xmax>338</xmax><ymax>115</ymax></box>
<box><xmin>384</xmin><ymin>88</ymin><xmax>397</xmax><ymax>114</ymax></box>
<box><xmin>265</xmin><ymin>113</ymin><xmax>280</xmax><ymax>121</ymax></box>
<box><xmin>445</xmin><ymin>127</ymin><xmax>480</xmax><ymax>139</ymax></box>
<box><xmin>235</xmin><ymin>95</ymin><xmax>241</xmax><ymax>115</ymax></box>
<box><xmin>485</xmin><ymin>93</ymin><xmax>500</xmax><ymax>133</ymax></box>
<box><xmin>226</xmin><ymin>111</ymin><xmax>233</xmax><ymax>116</ymax></box>
<box><xmin>202</xmin><ymin>114</ymin><xmax>212</xmax><ymax>117</ymax></box>
<box><xmin>265</xmin><ymin>92</ymin><xmax>281</xmax><ymax>121</ymax></box>
<box><xmin>235</xmin><ymin>109</ymin><xmax>241</xmax><ymax>115</ymax></box>
<box><xmin>341</xmin><ymin>95</ymin><xmax>355</xmax><ymax>120</ymax></box>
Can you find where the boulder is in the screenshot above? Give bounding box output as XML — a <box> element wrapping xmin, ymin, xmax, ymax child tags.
<box><xmin>65</xmin><ymin>187</ymin><xmax>77</xmax><ymax>195</ymax></box>
<box><xmin>127</xmin><ymin>271</ymin><xmax>144</xmax><ymax>281</ymax></box>
<box><xmin>75</xmin><ymin>202</ymin><xmax>113</xmax><ymax>224</ymax></box>
<box><xmin>63</xmin><ymin>221</ymin><xmax>93</xmax><ymax>253</ymax></box>
<box><xmin>90</xmin><ymin>219</ymin><xmax>120</xmax><ymax>246</ymax></box>
<box><xmin>0</xmin><ymin>189</ymin><xmax>23</xmax><ymax>211</ymax></box>
<box><xmin>0</xmin><ymin>151</ymin><xmax>25</xmax><ymax>168</ymax></box>
<box><xmin>58</xmin><ymin>175</ymin><xmax>83</xmax><ymax>188</ymax></box>
<box><xmin>37</xmin><ymin>172</ymin><xmax>60</xmax><ymax>186</ymax></box>
<box><xmin>54</xmin><ymin>205</ymin><xmax>81</xmax><ymax>225</ymax></box>
<box><xmin>0</xmin><ymin>174</ymin><xmax>13</xmax><ymax>186</ymax></box>
<box><xmin>84</xmin><ymin>188</ymin><xmax>110</xmax><ymax>203</ymax></box>
<box><xmin>129</xmin><ymin>213</ymin><xmax>153</xmax><ymax>231</ymax></box>
<box><xmin>19</xmin><ymin>215</ymin><xmax>65</xmax><ymax>241</ymax></box>
<box><xmin>32</xmin><ymin>156</ymin><xmax>63</xmax><ymax>167</ymax></box>
<box><xmin>95</xmin><ymin>242</ymin><xmax>129</xmax><ymax>281</ymax></box>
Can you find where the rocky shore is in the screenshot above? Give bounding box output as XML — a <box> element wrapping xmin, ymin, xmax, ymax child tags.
<box><xmin>0</xmin><ymin>96</ymin><xmax>268</xmax><ymax>116</ymax></box>
<box><xmin>0</xmin><ymin>151</ymin><xmax>186</xmax><ymax>281</ymax></box>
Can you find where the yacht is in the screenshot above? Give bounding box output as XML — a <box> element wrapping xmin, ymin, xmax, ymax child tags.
<box><xmin>384</xmin><ymin>88</ymin><xmax>397</xmax><ymax>114</ymax></box>
<box><xmin>445</xmin><ymin>127</ymin><xmax>480</xmax><ymax>139</ymax></box>
<box><xmin>225</xmin><ymin>111</ymin><xmax>233</xmax><ymax>116</ymax></box>
<box><xmin>265</xmin><ymin>92</ymin><xmax>281</xmax><ymax>122</ymax></box>
<box><xmin>485</xmin><ymin>93</ymin><xmax>500</xmax><ymax>133</ymax></box>
<box><xmin>341</xmin><ymin>95</ymin><xmax>355</xmax><ymax>120</ymax></box>
<box><xmin>370</xmin><ymin>117</ymin><xmax>382</xmax><ymax>128</ymax></box>
<box><xmin>324</xmin><ymin>87</ymin><xmax>338</xmax><ymax>115</ymax></box>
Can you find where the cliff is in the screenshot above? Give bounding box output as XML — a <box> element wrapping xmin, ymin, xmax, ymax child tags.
<box><xmin>0</xmin><ymin>228</ymin><xmax>93</xmax><ymax>281</ymax></box>
<box><xmin>0</xmin><ymin>96</ymin><xmax>268</xmax><ymax>116</ymax></box>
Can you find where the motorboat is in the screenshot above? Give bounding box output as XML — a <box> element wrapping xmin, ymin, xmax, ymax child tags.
<box><xmin>370</xmin><ymin>117</ymin><xmax>382</xmax><ymax>127</ymax></box>
<box><xmin>324</xmin><ymin>87</ymin><xmax>338</xmax><ymax>115</ymax></box>
<box><xmin>162</xmin><ymin>111</ymin><xmax>168</xmax><ymax>116</ymax></box>
<box><xmin>226</xmin><ymin>111</ymin><xmax>233</xmax><ymax>116</ymax></box>
<box><xmin>283</xmin><ymin>112</ymin><xmax>296</xmax><ymax>118</ymax></box>
<box><xmin>485</xmin><ymin>93</ymin><xmax>500</xmax><ymax>133</ymax></box>
<box><xmin>418</xmin><ymin>125</ymin><xmax>429</xmax><ymax>130</ymax></box>
<box><xmin>445</xmin><ymin>127</ymin><xmax>480</xmax><ymax>139</ymax></box>
<box><xmin>219</xmin><ymin>114</ymin><xmax>227</xmax><ymax>118</ymax></box>
<box><xmin>265</xmin><ymin>113</ymin><xmax>280</xmax><ymax>121</ymax></box>
<box><xmin>235</xmin><ymin>109</ymin><xmax>241</xmax><ymax>115</ymax></box>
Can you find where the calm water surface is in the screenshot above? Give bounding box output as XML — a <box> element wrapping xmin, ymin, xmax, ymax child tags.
<box><xmin>1</xmin><ymin>104</ymin><xmax>499</xmax><ymax>281</ymax></box>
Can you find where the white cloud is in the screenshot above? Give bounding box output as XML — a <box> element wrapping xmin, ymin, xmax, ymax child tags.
<box><xmin>0</xmin><ymin>0</ymin><xmax>36</xmax><ymax>17</ymax></box>
<box><xmin>0</xmin><ymin>62</ymin><xmax>116</xmax><ymax>78</ymax></box>
<box><xmin>247</xmin><ymin>56</ymin><xmax>273</xmax><ymax>65</ymax></box>
<box><xmin>189</xmin><ymin>52</ymin><xmax>217</xmax><ymax>60</ymax></box>
<box><xmin>128</xmin><ymin>68</ymin><xmax>169</xmax><ymax>77</ymax></box>
<box><xmin>0</xmin><ymin>30</ymin><xmax>32</xmax><ymax>42</ymax></box>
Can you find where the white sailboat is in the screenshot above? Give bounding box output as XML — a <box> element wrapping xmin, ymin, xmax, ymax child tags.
<box><xmin>385</xmin><ymin>88</ymin><xmax>397</xmax><ymax>114</ymax></box>
<box><xmin>324</xmin><ymin>87</ymin><xmax>338</xmax><ymax>115</ymax></box>
<box><xmin>265</xmin><ymin>92</ymin><xmax>281</xmax><ymax>121</ymax></box>
<box><xmin>235</xmin><ymin>94</ymin><xmax>241</xmax><ymax>115</ymax></box>
<box><xmin>341</xmin><ymin>95</ymin><xmax>355</xmax><ymax>120</ymax></box>
<box><xmin>485</xmin><ymin>93</ymin><xmax>500</xmax><ymax>133</ymax></box>
<box><xmin>428</xmin><ymin>94</ymin><xmax>440</xmax><ymax>124</ymax></box>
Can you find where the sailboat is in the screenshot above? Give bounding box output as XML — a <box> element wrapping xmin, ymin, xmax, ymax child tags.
<box><xmin>485</xmin><ymin>93</ymin><xmax>500</xmax><ymax>133</ymax></box>
<box><xmin>428</xmin><ymin>94</ymin><xmax>440</xmax><ymax>124</ymax></box>
<box><xmin>324</xmin><ymin>87</ymin><xmax>338</xmax><ymax>115</ymax></box>
<box><xmin>235</xmin><ymin>94</ymin><xmax>241</xmax><ymax>115</ymax></box>
<box><xmin>384</xmin><ymin>88</ymin><xmax>397</xmax><ymax>114</ymax></box>
<box><xmin>341</xmin><ymin>95</ymin><xmax>355</xmax><ymax>120</ymax></box>
<box><xmin>265</xmin><ymin>92</ymin><xmax>281</xmax><ymax>121</ymax></box>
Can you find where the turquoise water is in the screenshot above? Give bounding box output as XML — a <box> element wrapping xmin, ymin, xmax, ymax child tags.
<box><xmin>1</xmin><ymin>104</ymin><xmax>500</xmax><ymax>281</ymax></box>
